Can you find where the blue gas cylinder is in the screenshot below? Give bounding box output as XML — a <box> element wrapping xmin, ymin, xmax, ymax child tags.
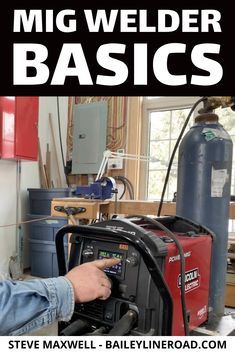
<box><xmin>176</xmin><ymin>113</ymin><xmax>233</xmax><ymax>317</ymax></box>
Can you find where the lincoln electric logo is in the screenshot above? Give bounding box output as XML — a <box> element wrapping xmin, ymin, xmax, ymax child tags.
<box><xmin>178</xmin><ymin>268</ymin><xmax>200</xmax><ymax>292</ymax></box>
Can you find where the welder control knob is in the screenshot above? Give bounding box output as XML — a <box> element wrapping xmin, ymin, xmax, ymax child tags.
<box><xmin>126</xmin><ymin>255</ymin><xmax>138</xmax><ymax>267</ymax></box>
<box><xmin>82</xmin><ymin>248</ymin><xmax>94</xmax><ymax>259</ymax></box>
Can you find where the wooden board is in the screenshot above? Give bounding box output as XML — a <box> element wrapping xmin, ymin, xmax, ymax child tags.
<box><xmin>49</xmin><ymin>114</ymin><xmax>62</xmax><ymax>187</ymax></box>
<box><xmin>38</xmin><ymin>139</ymin><xmax>48</xmax><ymax>188</ymax></box>
<box><xmin>51</xmin><ymin>199</ymin><xmax>110</xmax><ymax>219</ymax></box>
<box><xmin>46</xmin><ymin>143</ymin><xmax>51</xmax><ymax>187</ymax></box>
<box><xmin>108</xmin><ymin>200</ymin><xmax>176</xmax><ymax>216</ymax></box>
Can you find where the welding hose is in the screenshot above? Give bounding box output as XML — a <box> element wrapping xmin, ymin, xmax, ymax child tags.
<box><xmin>87</xmin><ymin>310</ymin><xmax>138</xmax><ymax>336</ymax></box>
<box><xmin>87</xmin><ymin>326</ymin><xmax>108</xmax><ymax>335</ymax></box>
<box><xmin>107</xmin><ymin>310</ymin><xmax>138</xmax><ymax>336</ymax></box>
<box><xmin>114</xmin><ymin>176</ymin><xmax>127</xmax><ymax>199</ymax></box>
<box><xmin>114</xmin><ymin>176</ymin><xmax>134</xmax><ymax>200</ymax></box>
<box><xmin>59</xmin><ymin>318</ymin><xmax>90</xmax><ymax>336</ymax></box>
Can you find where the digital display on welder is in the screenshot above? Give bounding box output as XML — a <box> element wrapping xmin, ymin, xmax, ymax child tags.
<box><xmin>98</xmin><ymin>250</ymin><xmax>123</xmax><ymax>276</ymax></box>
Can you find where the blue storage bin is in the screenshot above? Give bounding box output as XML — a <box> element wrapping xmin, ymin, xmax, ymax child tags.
<box><xmin>29</xmin><ymin>239</ymin><xmax>68</xmax><ymax>278</ymax></box>
<box><xmin>28</xmin><ymin>188</ymin><xmax>70</xmax><ymax>215</ymax></box>
<box><xmin>28</xmin><ymin>214</ymin><xmax>67</xmax><ymax>242</ymax></box>
<box><xmin>28</xmin><ymin>214</ymin><xmax>68</xmax><ymax>278</ymax></box>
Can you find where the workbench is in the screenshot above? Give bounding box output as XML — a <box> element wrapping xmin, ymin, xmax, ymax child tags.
<box><xmin>50</xmin><ymin>199</ymin><xmax>177</xmax><ymax>219</ymax></box>
<box><xmin>51</xmin><ymin>198</ymin><xmax>235</xmax><ymax>219</ymax></box>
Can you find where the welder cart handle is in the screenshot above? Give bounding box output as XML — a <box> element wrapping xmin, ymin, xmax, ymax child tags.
<box><xmin>55</xmin><ymin>224</ymin><xmax>173</xmax><ymax>336</ymax></box>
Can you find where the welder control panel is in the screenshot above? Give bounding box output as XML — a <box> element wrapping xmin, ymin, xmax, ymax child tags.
<box><xmin>98</xmin><ymin>250</ymin><xmax>123</xmax><ymax>276</ymax></box>
<box><xmin>81</xmin><ymin>238</ymin><xmax>140</xmax><ymax>299</ymax></box>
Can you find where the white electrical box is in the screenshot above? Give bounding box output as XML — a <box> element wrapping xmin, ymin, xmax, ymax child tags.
<box><xmin>107</xmin><ymin>158</ymin><xmax>123</xmax><ymax>170</ymax></box>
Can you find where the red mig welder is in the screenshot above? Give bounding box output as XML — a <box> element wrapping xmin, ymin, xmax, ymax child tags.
<box><xmin>56</xmin><ymin>215</ymin><xmax>214</xmax><ymax>336</ymax></box>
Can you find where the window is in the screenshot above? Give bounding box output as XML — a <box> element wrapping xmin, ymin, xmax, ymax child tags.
<box><xmin>142</xmin><ymin>97</ymin><xmax>200</xmax><ymax>200</ymax></box>
<box><xmin>148</xmin><ymin>108</ymin><xmax>192</xmax><ymax>200</ymax></box>
<box><xmin>143</xmin><ymin>97</ymin><xmax>235</xmax><ymax>201</ymax></box>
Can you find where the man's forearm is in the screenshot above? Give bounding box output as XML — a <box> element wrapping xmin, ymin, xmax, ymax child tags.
<box><xmin>0</xmin><ymin>277</ymin><xmax>74</xmax><ymax>336</ymax></box>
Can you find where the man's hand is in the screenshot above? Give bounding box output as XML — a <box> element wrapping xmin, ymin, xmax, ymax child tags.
<box><xmin>65</xmin><ymin>258</ymin><xmax>121</xmax><ymax>303</ymax></box>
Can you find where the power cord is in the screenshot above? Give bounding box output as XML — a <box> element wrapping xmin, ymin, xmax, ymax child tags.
<box><xmin>114</xmin><ymin>176</ymin><xmax>126</xmax><ymax>199</ymax></box>
<box><xmin>114</xmin><ymin>176</ymin><xmax>134</xmax><ymax>200</ymax></box>
<box><xmin>115</xmin><ymin>176</ymin><xmax>134</xmax><ymax>199</ymax></box>
<box><xmin>157</xmin><ymin>97</ymin><xmax>207</xmax><ymax>216</ymax></box>
<box><xmin>0</xmin><ymin>216</ymin><xmax>52</xmax><ymax>228</ymax></box>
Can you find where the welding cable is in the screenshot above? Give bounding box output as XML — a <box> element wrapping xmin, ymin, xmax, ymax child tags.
<box><xmin>121</xmin><ymin>176</ymin><xmax>134</xmax><ymax>199</ymax></box>
<box><xmin>107</xmin><ymin>310</ymin><xmax>138</xmax><ymax>335</ymax></box>
<box><xmin>125</xmin><ymin>214</ymin><xmax>190</xmax><ymax>336</ymax></box>
<box><xmin>87</xmin><ymin>326</ymin><xmax>108</xmax><ymax>335</ymax></box>
<box><xmin>116</xmin><ymin>176</ymin><xmax>134</xmax><ymax>199</ymax></box>
<box><xmin>119</xmin><ymin>179</ymin><xmax>127</xmax><ymax>200</ymax></box>
<box><xmin>57</xmin><ymin>96</ymin><xmax>70</xmax><ymax>187</ymax></box>
<box><xmin>60</xmin><ymin>319</ymin><xmax>90</xmax><ymax>336</ymax></box>
<box><xmin>120</xmin><ymin>177</ymin><xmax>131</xmax><ymax>199</ymax></box>
<box><xmin>157</xmin><ymin>97</ymin><xmax>207</xmax><ymax>217</ymax></box>
<box><xmin>122</xmin><ymin>176</ymin><xmax>135</xmax><ymax>199</ymax></box>
<box><xmin>114</xmin><ymin>176</ymin><xmax>127</xmax><ymax>199</ymax></box>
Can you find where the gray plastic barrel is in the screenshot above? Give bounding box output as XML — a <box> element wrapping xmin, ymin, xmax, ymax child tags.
<box><xmin>176</xmin><ymin>113</ymin><xmax>233</xmax><ymax>317</ymax></box>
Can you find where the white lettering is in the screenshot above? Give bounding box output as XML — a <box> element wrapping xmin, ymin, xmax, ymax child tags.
<box><xmin>153</xmin><ymin>43</ymin><xmax>187</xmax><ymax>85</ymax></box>
<box><xmin>120</xmin><ymin>10</ymin><xmax>137</xmax><ymax>32</ymax></box>
<box><xmin>51</xmin><ymin>44</ymin><xmax>93</xmax><ymax>85</ymax></box>
<box><xmin>96</xmin><ymin>44</ymin><xmax>128</xmax><ymax>86</ymax></box>
<box><xmin>45</xmin><ymin>10</ymin><xmax>54</xmax><ymax>32</ymax></box>
<box><xmin>13</xmin><ymin>10</ymin><xmax>42</xmax><ymax>32</ymax></box>
<box><xmin>201</xmin><ymin>10</ymin><xmax>222</xmax><ymax>32</ymax></box>
<box><xmin>191</xmin><ymin>43</ymin><xmax>223</xmax><ymax>85</ymax></box>
<box><xmin>84</xmin><ymin>9</ymin><xmax>118</xmax><ymax>32</ymax></box>
<box><xmin>134</xmin><ymin>44</ymin><xmax>148</xmax><ymax>84</ymax></box>
<box><xmin>158</xmin><ymin>10</ymin><xmax>180</xmax><ymax>32</ymax></box>
<box><xmin>13</xmin><ymin>43</ymin><xmax>49</xmax><ymax>84</ymax></box>
<box><xmin>182</xmin><ymin>10</ymin><xmax>199</xmax><ymax>32</ymax></box>
<box><xmin>139</xmin><ymin>10</ymin><xmax>156</xmax><ymax>32</ymax></box>
<box><xmin>55</xmin><ymin>9</ymin><xmax>77</xmax><ymax>33</ymax></box>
